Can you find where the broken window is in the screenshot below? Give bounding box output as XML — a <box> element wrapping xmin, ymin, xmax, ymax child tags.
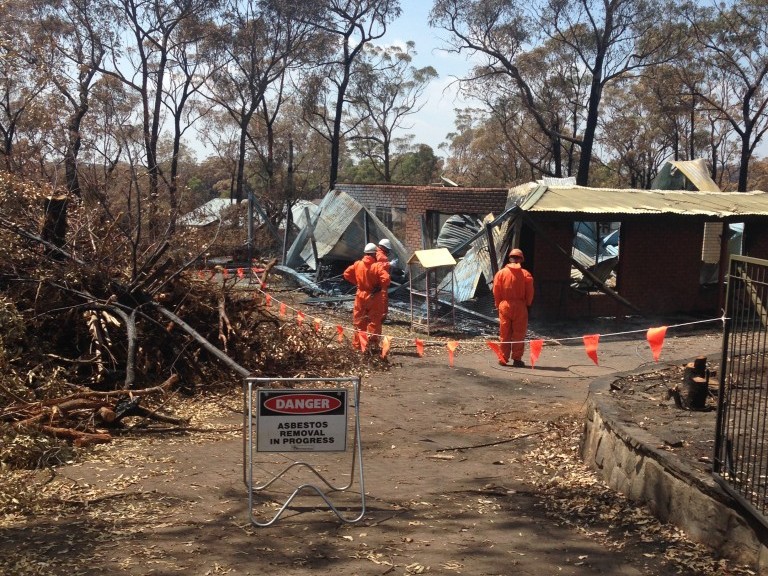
<box><xmin>572</xmin><ymin>221</ymin><xmax>620</xmax><ymax>292</ymax></box>
<box><xmin>700</xmin><ymin>222</ymin><xmax>743</xmax><ymax>285</ymax></box>
<box><xmin>375</xmin><ymin>206</ymin><xmax>406</xmax><ymax>240</ymax></box>
<box><xmin>429</xmin><ymin>213</ymin><xmax>482</xmax><ymax>257</ymax></box>
<box><xmin>729</xmin><ymin>222</ymin><xmax>744</xmax><ymax>256</ymax></box>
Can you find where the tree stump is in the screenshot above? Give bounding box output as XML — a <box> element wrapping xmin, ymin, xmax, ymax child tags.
<box><xmin>681</xmin><ymin>356</ymin><xmax>709</xmax><ymax>410</ymax></box>
<box><xmin>42</xmin><ymin>195</ymin><xmax>68</xmax><ymax>257</ymax></box>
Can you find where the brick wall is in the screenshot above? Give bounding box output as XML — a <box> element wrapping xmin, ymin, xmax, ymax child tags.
<box><xmin>744</xmin><ymin>220</ymin><xmax>768</xmax><ymax>259</ymax></box>
<box><xmin>618</xmin><ymin>219</ymin><xmax>713</xmax><ymax>315</ymax></box>
<box><xmin>336</xmin><ymin>184</ymin><xmax>508</xmax><ymax>254</ymax></box>
<box><xmin>526</xmin><ymin>218</ymin><xmax>724</xmax><ymax>319</ymax></box>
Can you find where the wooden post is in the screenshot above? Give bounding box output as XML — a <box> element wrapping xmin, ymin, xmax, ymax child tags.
<box><xmin>486</xmin><ymin>222</ymin><xmax>499</xmax><ymax>278</ymax></box>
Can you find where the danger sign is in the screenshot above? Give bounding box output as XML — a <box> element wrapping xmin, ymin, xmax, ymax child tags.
<box><xmin>256</xmin><ymin>389</ymin><xmax>347</xmax><ymax>452</ymax></box>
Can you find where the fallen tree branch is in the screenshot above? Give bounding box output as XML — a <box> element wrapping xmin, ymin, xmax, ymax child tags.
<box><xmin>1</xmin><ymin>218</ymin><xmax>252</xmax><ymax>379</ymax></box>
<box><xmin>118</xmin><ymin>425</ymin><xmax>240</xmax><ymax>434</ymax></box>
<box><xmin>435</xmin><ymin>430</ymin><xmax>545</xmax><ymax>452</ymax></box>
<box><xmin>12</xmin><ymin>420</ymin><xmax>112</xmax><ymax>447</ymax></box>
<box><xmin>153</xmin><ymin>305</ymin><xmax>250</xmax><ymax>377</ymax></box>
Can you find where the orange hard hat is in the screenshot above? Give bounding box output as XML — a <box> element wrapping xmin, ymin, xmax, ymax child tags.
<box><xmin>508</xmin><ymin>248</ymin><xmax>525</xmax><ymax>261</ymax></box>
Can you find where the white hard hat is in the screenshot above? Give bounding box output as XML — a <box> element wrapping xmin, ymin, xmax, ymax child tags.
<box><xmin>364</xmin><ymin>242</ymin><xmax>377</xmax><ymax>254</ymax></box>
<box><xmin>378</xmin><ymin>238</ymin><xmax>392</xmax><ymax>251</ymax></box>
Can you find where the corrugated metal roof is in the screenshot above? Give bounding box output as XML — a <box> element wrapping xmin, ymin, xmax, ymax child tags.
<box><xmin>178</xmin><ymin>198</ymin><xmax>238</xmax><ymax>226</ymax></box>
<box><xmin>285</xmin><ymin>191</ymin><xmax>410</xmax><ymax>270</ymax></box>
<box><xmin>669</xmin><ymin>159</ymin><xmax>721</xmax><ymax>192</ymax></box>
<box><xmin>291</xmin><ymin>200</ymin><xmax>319</xmax><ymax>228</ymax></box>
<box><xmin>520</xmin><ymin>184</ymin><xmax>768</xmax><ymax>217</ymax></box>
<box><xmin>506</xmin><ymin>182</ymin><xmax>537</xmax><ymax>209</ymax></box>
<box><xmin>437</xmin><ymin>213</ymin><xmax>510</xmax><ymax>302</ymax></box>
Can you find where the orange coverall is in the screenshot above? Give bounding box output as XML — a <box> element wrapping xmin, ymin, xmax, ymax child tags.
<box><xmin>343</xmin><ymin>254</ymin><xmax>391</xmax><ymax>349</ymax></box>
<box><xmin>375</xmin><ymin>246</ymin><xmax>391</xmax><ymax>318</ymax></box>
<box><xmin>492</xmin><ymin>262</ymin><xmax>534</xmax><ymax>363</ymax></box>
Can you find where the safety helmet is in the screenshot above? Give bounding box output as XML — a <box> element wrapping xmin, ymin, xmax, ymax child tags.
<box><xmin>508</xmin><ymin>248</ymin><xmax>525</xmax><ymax>261</ymax></box>
<box><xmin>364</xmin><ymin>242</ymin><xmax>378</xmax><ymax>254</ymax></box>
<box><xmin>378</xmin><ymin>238</ymin><xmax>392</xmax><ymax>251</ymax></box>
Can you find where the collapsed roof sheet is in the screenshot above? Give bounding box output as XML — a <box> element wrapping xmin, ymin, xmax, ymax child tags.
<box><xmin>519</xmin><ymin>184</ymin><xmax>768</xmax><ymax>218</ymax></box>
<box><xmin>669</xmin><ymin>159</ymin><xmax>721</xmax><ymax>192</ymax></box>
<box><xmin>437</xmin><ymin>214</ymin><xmax>510</xmax><ymax>302</ymax></box>
<box><xmin>178</xmin><ymin>198</ymin><xmax>239</xmax><ymax>227</ymax></box>
<box><xmin>436</xmin><ymin>214</ymin><xmax>482</xmax><ymax>257</ymax></box>
<box><xmin>285</xmin><ymin>190</ymin><xmax>408</xmax><ymax>270</ymax></box>
<box><xmin>291</xmin><ymin>200</ymin><xmax>319</xmax><ymax>229</ymax></box>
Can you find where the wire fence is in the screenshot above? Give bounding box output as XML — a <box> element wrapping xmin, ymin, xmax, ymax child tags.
<box><xmin>715</xmin><ymin>255</ymin><xmax>768</xmax><ymax>529</ymax></box>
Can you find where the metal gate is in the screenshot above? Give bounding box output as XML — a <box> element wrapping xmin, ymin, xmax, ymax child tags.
<box><xmin>715</xmin><ymin>255</ymin><xmax>768</xmax><ymax>528</ymax></box>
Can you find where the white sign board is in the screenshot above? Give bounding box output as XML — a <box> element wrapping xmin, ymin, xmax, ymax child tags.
<box><xmin>257</xmin><ymin>389</ymin><xmax>347</xmax><ymax>452</ymax></box>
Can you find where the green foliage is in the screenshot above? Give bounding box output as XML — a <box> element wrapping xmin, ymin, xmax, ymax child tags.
<box><xmin>391</xmin><ymin>144</ymin><xmax>442</xmax><ymax>185</ymax></box>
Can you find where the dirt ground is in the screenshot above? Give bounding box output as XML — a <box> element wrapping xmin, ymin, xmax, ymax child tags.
<box><xmin>0</xmin><ymin>313</ymin><xmax>754</xmax><ymax>576</ymax></box>
<box><xmin>608</xmin><ymin>361</ymin><xmax>721</xmax><ymax>478</ymax></box>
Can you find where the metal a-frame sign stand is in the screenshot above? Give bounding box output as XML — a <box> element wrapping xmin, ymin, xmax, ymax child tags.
<box><xmin>243</xmin><ymin>376</ymin><xmax>365</xmax><ymax>526</ymax></box>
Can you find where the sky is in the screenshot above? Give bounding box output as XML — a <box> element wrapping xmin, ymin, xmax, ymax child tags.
<box><xmin>383</xmin><ymin>0</ymin><xmax>478</xmax><ymax>155</ymax></box>
<box><xmin>385</xmin><ymin>2</ymin><xmax>768</xmax><ymax>165</ymax></box>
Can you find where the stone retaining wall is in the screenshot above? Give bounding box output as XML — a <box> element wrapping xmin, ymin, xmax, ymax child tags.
<box><xmin>581</xmin><ymin>373</ymin><xmax>768</xmax><ymax>572</ymax></box>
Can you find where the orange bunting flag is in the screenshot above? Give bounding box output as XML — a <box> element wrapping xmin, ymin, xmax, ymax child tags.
<box><xmin>446</xmin><ymin>340</ymin><xmax>459</xmax><ymax>367</ymax></box>
<box><xmin>198</xmin><ymin>270</ymin><xmax>205</xmax><ymax>279</ymax></box>
<box><xmin>336</xmin><ymin>325</ymin><xmax>344</xmax><ymax>343</ymax></box>
<box><xmin>265</xmin><ymin>294</ymin><xmax>272</xmax><ymax>308</ymax></box>
<box><xmin>222</xmin><ymin>268</ymin><xmax>229</xmax><ymax>278</ymax></box>
<box><xmin>279</xmin><ymin>302</ymin><xmax>287</xmax><ymax>317</ymax></box>
<box><xmin>415</xmin><ymin>338</ymin><xmax>424</xmax><ymax>358</ymax></box>
<box><xmin>358</xmin><ymin>331</ymin><xmax>369</xmax><ymax>352</ymax></box>
<box><xmin>646</xmin><ymin>326</ymin><xmax>668</xmax><ymax>362</ymax></box>
<box><xmin>529</xmin><ymin>339</ymin><xmax>543</xmax><ymax>368</ymax></box>
<box><xmin>313</xmin><ymin>318</ymin><xmax>321</xmax><ymax>332</ymax></box>
<box><xmin>381</xmin><ymin>336</ymin><xmax>391</xmax><ymax>359</ymax></box>
<box><xmin>583</xmin><ymin>334</ymin><xmax>600</xmax><ymax>365</ymax></box>
<box><xmin>486</xmin><ymin>341</ymin><xmax>506</xmax><ymax>364</ymax></box>
<box><xmin>237</xmin><ymin>268</ymin><xmax>244</xmax><ymax>279</ymax></box>
<box><xmin>296</xmin><ymin>311</ymin><xmax>305</xmax><ymax>326</ymax></box>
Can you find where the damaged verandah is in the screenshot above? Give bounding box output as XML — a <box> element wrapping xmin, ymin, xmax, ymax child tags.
<box><xmin>511</xmin><ymin>182</ymin><xmax>768</xmax><ymax>320</ymax></box>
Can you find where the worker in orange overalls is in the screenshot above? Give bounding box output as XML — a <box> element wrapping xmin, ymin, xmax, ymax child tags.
<box><xmin>376</xmin><ymin>239</ymin><xmax>392</xmax><ymax>322</ymax></box>
<box><xmin>492</xmin><ymin>248</ymin><xmax>534</xmax><ymax>367</ymax></box>
<box><xmin>343</xmin><ymin>243</ymin><xmax>391</xmax><ymax>350</ymax></box>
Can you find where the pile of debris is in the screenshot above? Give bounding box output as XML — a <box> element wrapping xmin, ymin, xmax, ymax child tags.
<box><xmin>0</xmin><ymin>174</ymin><xmax>377</xmax><ymax>472</ymax></box>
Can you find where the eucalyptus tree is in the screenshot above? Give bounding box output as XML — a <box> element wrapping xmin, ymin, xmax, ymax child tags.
<box><xmin>33</xmin><ymin>0</ymin><xmax>107</xmax><ymax>197</ymax></box>
<box><xmin>680</xmin><ymin>0</ymin><xmax>768</xmax><ymax>191</ymax></box>
<box><xmin>430</xmin><ymin>0</ymin><xmax>680</xmax><ymax>186</ymax></box>
<box><xmin>598</xmin><ymin>80</ymin><xmax>675</xmax><ymax>188</ymax></box>
<box><xmin>630</xmin><ymin>63</ymin><xmax>737</xmax><ymax>186</ymax></box>
<box><xmin>96</xmin><ymin>0</ymin><xmax>220</xmax><ymax>240</ymax></box>
<box><xmin>205</xmin><ymin>0</ymin><xmax>318</xmax><ymax>210</ymax></box>
<box><xmin>301</xmin><ymin>0</ymin><xmax>401</xmax><ymax>190</ymax></box>
<box><xmin>0</xmin><ymin>1</ymin><xmax>51</xmax><ymax>174</ymax></box>
<box><xmin>391</xmin><ymin>143</ymin><xmax>442</xmax><ymax>185</ymax></box>
<box><xmin>347</xmin><ymin>41</ymin><xmax>437</xmax><ymax>182</ymax></box>
<box><xmin>465</xmin><ymin>34</ymin><xmax>590</xmax><ymax>179</ymax></box>
<box><xmin>441</xmin><ymin>107</ymin><xmax>527</xmax><ymax>186</ymax></box>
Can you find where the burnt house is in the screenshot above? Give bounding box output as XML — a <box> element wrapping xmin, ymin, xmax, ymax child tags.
<box><xmin>337</xmin><ymin>181</ymin><xmax>768</xmax><ymax>320</ymax></box>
